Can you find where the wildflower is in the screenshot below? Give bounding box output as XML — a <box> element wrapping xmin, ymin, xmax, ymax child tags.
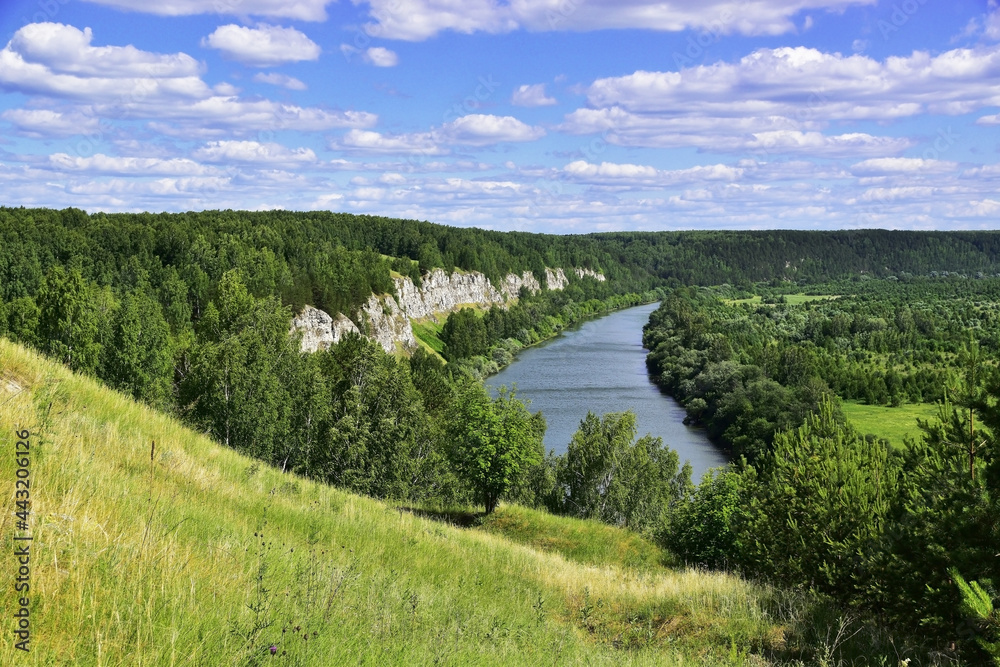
<box><xmin>269</xmin><ymin>644</ymin><xmax>277</xmax><ymax>655</ymax></box>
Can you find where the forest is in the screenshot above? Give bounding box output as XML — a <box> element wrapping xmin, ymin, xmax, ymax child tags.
<box><xmin>2</xmin><ymin>206</ymin><xmax>1000</xmax><ymax>663</ymax></box>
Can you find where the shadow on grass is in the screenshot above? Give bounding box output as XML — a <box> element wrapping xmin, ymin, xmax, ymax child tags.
<box><xmin>398</xmin><ymin>506</ymin><xmax>486</xmax><ymax>528</ymax></box>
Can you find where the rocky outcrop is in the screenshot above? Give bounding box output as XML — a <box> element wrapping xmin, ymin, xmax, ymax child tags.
<box><xmin>360</xmin><ymin>294</ymin><xmax>418</xmax><ymax>354</ymax></box>
<box><xmin>545</xmin><ymin>267</ymin><xmax>568</xmax><ymax>291</ymax></box>
<box><xmin>575</xmin><ymin>267</ymin><xmax>606</xmax><ymax>282</ymax></box>
<box><xmin>292</xmin><ymin>305</ymin><xmax>360</xmax><ymax>353</ymax></box>
<box><xmin>499</xmin><ymin>271</ymin><xmax>541</xmax><ymax>301</ymax></box>
<box><xmin>293</xmin><ymin>265</ymin><xmax>574</xmax><ymax>355</ymax></box>
<box><xmin>394</xmin><ymin>268</ymin><xmax>505</xmax><ymax>320</ymax></box>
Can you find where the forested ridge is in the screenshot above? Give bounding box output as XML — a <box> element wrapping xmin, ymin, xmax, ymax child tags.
<box><xmin>5</xmin><ymin>206</ymin><xmax>1000</xmax><ymax>663</ymax></box>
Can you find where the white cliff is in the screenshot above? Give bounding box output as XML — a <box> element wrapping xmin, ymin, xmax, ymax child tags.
<box><xmin>292</xmin><ymin>266</ymin><xmax>572</xmax><ymax>354</ymax></box>
<box><xmin>393</xmin><ymin>268</ymin><xmax>506</xmax><ymax>320</ymax></box>
<box><xmin>545</xmin><ymin>267</ymin><xmax>568</xmax><ymax>291</ymax></box>
<box><xmin>291</xmin><ymin>305</ymin><xmax>360</xmax><ymax>353</ymax></box>
<box><xmin>575</xmin><ymin>267</ymin><xmax>606</xmax><ymax>282</ymax></box>
<box><xmin>360</xmin><ymin>294</ymin><xmax>418</xmax><ymax>354</ymax></box>
<box><xmin>499</xmin><ymin>271</ymin><xmax>541</xmax><ymax>300</ymax></box>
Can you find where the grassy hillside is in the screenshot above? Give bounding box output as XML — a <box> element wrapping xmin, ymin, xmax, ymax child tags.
<box><xmin>0</xmin><ymin>338</ymin><xmax>818</xmax><ymax>665</ymax></box>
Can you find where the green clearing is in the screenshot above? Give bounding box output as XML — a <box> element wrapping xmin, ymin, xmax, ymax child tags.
<box><xmin>842</xmin><ymin>400</ymin><xmax>941</xmax><ymax>448</ymax></box>
<box><xmin>0</xmin><ymin>338</ymin><xmax>811</xmax><ymax>665</ymax></box>
<box><xmin>725</xmin><ymin>294</ymin><xmax>838</xmax><ymax>306</ymax></box>
<box><xmin>411</xmin><ymin>318</ymin><xmax>446</xmax><ymax>356</ymax></box>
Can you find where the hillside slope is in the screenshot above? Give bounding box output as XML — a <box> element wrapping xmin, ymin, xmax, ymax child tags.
<box><xmin>1</xmin><ymin>338</ymin><xmax>792</xmax><ymax>665</ymax></box>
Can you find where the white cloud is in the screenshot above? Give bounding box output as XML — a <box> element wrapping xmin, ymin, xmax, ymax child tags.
<box><xmin>333</xmin><ymin>129</ymin><xmax>447</xmax><ymax>155</ymax></box>
<box><xmin>563</xmin><ymin>160</ymin><xmax>744</xmax><ymax>185</ymax></box>
<box><xmin>82</xmin><ymin>0</ymin><xmax>333</xmax><ymax>21</ymax></box>
<box><xmin>583</xmin><ymin>46</ymin><xmax>1000</xmax><ymax>121</ymax></box>
<box><xmin>364</xmin><ymin>47</ymin><xmax>399</xmax><ymax>67</ymax></box>
<box><xmin>976</xmin><ymin>114</ymin><xmax>1000</xmax><ymax>125</ymax></box>
<box><xmin>0</xmin><ymin>23</ymin><xmax>208</xmax><ymax>102</ymax></box>
<box><xmin>192</xmin><ymin>140</ymin><xmax>317</xmax><ymax>166</ymax></box>
<box><xmin>202</xmin><ymin>24</ymin><xmax>320</xmax><ymax>67</ymax></box>
<box><xmin>1</xmin><ymin>109</ymin><xmax>101</xmax><ymax>138</ymax></box>
<box><xmin>340</xmin><ymin>45</ymin><xmax>400</xmax><ymax>67</ymax></box>
<box><xmin>48</xmin><ymin>152</ymin><xmax>216</xmax><ymax>176</ymax></box>
<box><xmin>253</xmin><ymin>72</ymin><xmax>307</xmax><ymax>90</ymax></box>
<box><xmin>357</xmin><ymin>0</ymin><xmax>876</xmax><ymax>41</ymax></box>
<box><xmin>850</xmin><ymin>157</ymin><xmax>958</xmax><ymax>176</ymax></box>
<box><xmin>561</xmin><ymin>107</ymin><xmax>911</xmax><ymax>156</ymax></box>
<box><xmin>440</xmin><ymin>114</ymin><xmax>545</xmax><ymax>145</ymax></box>
<box><xmin>331</xmin><ymin>114</ymin><xmax>544</xmax><ymax>154</ymax></box>
<box><xmin>512</xmin><ymin>83</ymin><xmax>557</xmax><ymax>107</ymax></box>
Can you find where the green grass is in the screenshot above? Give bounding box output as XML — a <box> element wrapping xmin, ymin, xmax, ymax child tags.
<box><xmin>479</xmin><ymin>505</ymin><xmax>670</xmax><ymax>571</ymax></box>
<box><xmin>726</xmin><ymin>294</ymin><xmax>839</xmax><ymax>306</ymax></box>
<box><xmin>411</xmin><ymin>319</ymin><xmax>446</xmax><ymax>357</ymax></box>
<box><xmin>783</xmin><ymin>294</ymin><xmax>839</xmax><ymax>305</ymax></box>
<box><xmin>842</xmin><ymin>400</ymin><xmax>941</xmax><ymax>448</ymax></box>
<box><xmin>0</xmin><ymin>338</ymin><xmax>815</xmax><ymax>665</ymax></box>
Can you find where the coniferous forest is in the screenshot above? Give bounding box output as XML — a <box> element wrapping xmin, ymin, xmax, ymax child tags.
<box><xmin>3</xmin><ymin>206</ymin><xmax>1000</xmax><ymax>664</ymax></box>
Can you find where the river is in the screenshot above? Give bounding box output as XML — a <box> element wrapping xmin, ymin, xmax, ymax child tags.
<box><xmin>485</xmin><ymin>301</ymin><xmax>728</xmax><ymax>480</ymax></box>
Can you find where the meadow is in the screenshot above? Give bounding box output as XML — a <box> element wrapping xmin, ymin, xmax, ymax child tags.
<box><xmin>0</xmin><ymin>338</ymin><xmax>817</xmax><ymax>665</ymax></box>
<box><xmin>841</xmin><ymin>401</ymin><xmax>941</xmax><ymax>449</ymax></box>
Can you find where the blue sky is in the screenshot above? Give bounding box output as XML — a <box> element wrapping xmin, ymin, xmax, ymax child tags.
<box><xmin>0</xmin><ymin>0</ymin><xmax>997</xmax><ymax>232</ymax></box>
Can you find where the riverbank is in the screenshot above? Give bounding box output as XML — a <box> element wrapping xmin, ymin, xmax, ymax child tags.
<box><xmin>486</xmin><ymin>301</ymin><xmax>729</xmax><ymax>478</ymax></box>
<box><xmin>421</xmin><ymin>287</ymin><xmax>667</xmax><ymax>380</ymax></box>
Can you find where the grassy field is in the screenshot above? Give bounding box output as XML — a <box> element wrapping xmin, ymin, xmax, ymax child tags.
<box><xmin>0</xmin><ymin>338</ymin><xmax>825</xmax><ymax>665</ymax></box>
<box><xmin>842</xmin><ymin>400</ymin><xmax>941</xmax><ymax>448</ymax></box>
<box><xmin>726</xmin><ymin>294</ymin><xmax>839</xmax><ymax>306</ymax></box>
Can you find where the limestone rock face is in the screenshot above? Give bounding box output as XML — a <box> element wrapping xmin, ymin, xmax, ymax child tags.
<box><xmin>393</xmin><ymin>268</ymin><xmax>505</xmax><ymax>320</ymax></box>
<box><xmin>292</xmin><ymin>265</ymin><xmax>577</xmax><ymax>354</ymax></box>
<box><xmin>291</xmin><ymin>305</ymin><xmax>360</xmax><ymax>353</ymax></box>
<box><xmin>499</xmin><ymin>271</ymin><xmax>541</xmax><ymax>301</ymax></box>
<box><xmin>360</xmin><ymin>294</ymin><xmax>418</xmax><ymax>354</ymax></box>
<box><xmin>545</xmin><ymin>267</ymin><xmax>568</xmax><ymax>291</ymax></box>
<box><xmin>575</xmin><ymin>267</ymin><xmax>606</xmax><ymax>282</ymax></box>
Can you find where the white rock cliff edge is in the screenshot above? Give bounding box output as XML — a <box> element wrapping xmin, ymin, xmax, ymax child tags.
<box><xmin>292</xmin><ymin>266</ymin><xmax>604</xmax><ymax>354</ymax></box>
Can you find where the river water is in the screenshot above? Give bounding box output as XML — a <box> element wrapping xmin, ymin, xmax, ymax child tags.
<box><xmin>486</xmin><ymin>302</ymin><xmax>728</xmax><ymax>480</ymax></box>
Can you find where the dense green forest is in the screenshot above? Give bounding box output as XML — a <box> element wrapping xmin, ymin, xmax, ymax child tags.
<box><xmin>4</xmin><ymin>207</ymin><xmax>1000</xmax><ymax>663</ymax></box>
<box><xmin>644</xmin><ymin>280</ymin><xmax>1000</xmax><ymax>664</ymax></box>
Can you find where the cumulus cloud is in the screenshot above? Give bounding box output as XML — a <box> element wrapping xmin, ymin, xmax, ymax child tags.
<box><xmin>253</xmin><ymin>72</ymin><xmax>307</xmax><ymax>90</ymax></box>
<box><xmin>563</xmin><ymin>160</ymin><xmax>743</xmax><ymax>185</ymax></box>
<box><xmin>202</xmin><ymin>24</ymin><xmax>320</xmax><ymax>67</ymax></box>
<box><xmin>139</xmin><ymin>99</ymin><xmax>377</xmax><ymax>135</ymax></box>
<box><xmin>557</xmin><ymin>44</ymin><xmax>1000</xmax><ymax>158</ymax></box>
<box><xmin>82</xmin><ymin>0</ymin><xmax>333</xmax><ymax>21</ymax></box>
<box><xmin>850</xmin><ymin>158</ymin><xmax>958</xmax><ymax>176</ymax></box>
<box><xmin>0</xmin><ymin>24</ymin><xmax>376</xmax><ymax>138</ymax></box>
<box><xmin>331</xmin><ymin>114</ymin><xmax>544</xmax><ymax>154</ymax></box>
<box><xmin>561</xmin><ymin>107</ymin><xmax>910</xmax><ymax>156</ymax></box>
<box><xmin>193</xmin><ymin>140</ymin><xmax>317</xmax><ymax>166</ymax></box>
<box><xmin>976</xmin><ymin>114</ymin><xmax>1000</xmax><ymax>125</ymax></box>
<box><xmin>356</xmin><ymin>0</ymin><xmax>876</xmax><ymax>41</ymax></box>
<box><xmin>364</xmin><ymin>47</ymin><xmax>399</xmax><ymax>67</ymax></box>
<box><xmin>511</xmin><ymin>83</ymin><xmax>557</xmax><ymax>107</ymax></box>
<box><xmin>441</xmin><ymin>114</ymin><xmax>545</xmax><ymax>145</ymax></box>
<box><xmin>333</xmin><ymin>129</ymin><xmax>447</xmax><ymax>155</ymax></box>
<box><xmin>1</xmin><ymin>108</ymin><xmax>101</xmax><ymax>138</ymax></box>
<box><xmin>340</xmin><ymin>45</ymin><xmax>400</xmax><ymax>66</ymax></box>
<box><xmin>0</xmin><ymin>23</ymin><xmax>208</xmax><ymax>102</ymax></box>
<box><xmin>583</xmin><ymin>46</ymin><xmax>1000</xmax><ymax>121</ymax></box>
<box><xmin>48</xmin><ymin>152</ymin><xmax>216</xmax><ymax>176</ymax></box>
